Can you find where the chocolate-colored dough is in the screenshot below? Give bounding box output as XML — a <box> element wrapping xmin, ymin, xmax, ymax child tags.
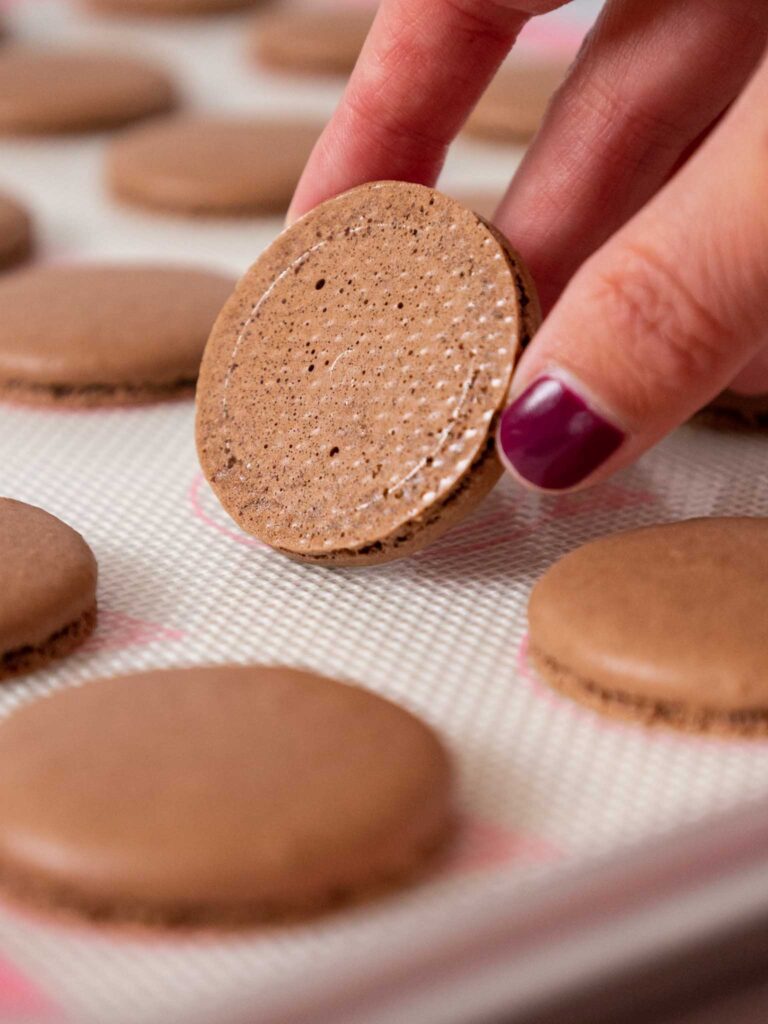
<box><xmin>0</xmin><ymin>48</ymin><xmax>177</xmax><ymax>135</ymax></box>
<box><xmin>0</xmin><ymin>264</ymin><xmax>235</xmax><ymax>407</ymax></box>
<box><xmin>529</xmin><ymin>517</ymin><xmax>768</xmax><ymax>735</ymax></box>
<box><xmin>107</xmin><ymin>116</ymin><xmax>321</xmax><ymax>216</ymax></box>
<box><xmin>250</xmin><ymin>8</ymin><xmax>373</xmax><ymax>77</ymax></box>
<box><xmin>0</xmin><ymin>498</ymin><xmax>97</xmax><ymax>679</ymax></box>
<box><xmin>87</xmin><ymin>0</ymin><xmax>265</xmax><ymax>15</ymax></box>
<box><xmin>196</xmin><ymin>181</ymin><xmax>540</xmax><ymax>565</ymax></box>
<box><xmin>0</xmin><ymin>192</ymin><xmax>33</xmax><ymax>271</ymax></box>
<box><xmin>0</xmin><ymin>666</ymin><xmax>453</xmax><ymax>924</ymax></box>
<box><xmin>465</xmin><ymin>60</ymin><xmax>568</xmax><ymax>144</ymax></box>
<box><xmin>696</xmin><ymin>390</ymin><xmax>768</xmax><ymax>430</ymax></box>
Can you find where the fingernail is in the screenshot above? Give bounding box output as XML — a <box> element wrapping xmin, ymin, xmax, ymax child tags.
<box><xmin>497</xmin><ymin>375</ymin><xmax>625</xmax><ymax>490</ymax></box>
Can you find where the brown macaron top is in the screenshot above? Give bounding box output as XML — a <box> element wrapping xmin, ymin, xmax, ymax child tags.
<box><xmin>529</xmin><ymin>517</ymin><xmax>768</xmax><ymax>714</ymax></box>
<box><xmin>251</xmin><ymin>8</ymin><xmax>374</xmax><ymax>76</ymax></box>
<box><xmin>0</xmin><ymin>192</ymin><xmax>33</xmax><ymax>271</ymax></box>
<box><xmin>465</xmin><ymin>59</ymin><xmax>568</xmax><ymax>143</ymax></box>
<box><xmin>197</xmin><ymin>181</ymin><xmax>539</xmax><ymax>565</ymax></box>
<box><xmin>0</xmin><ymin>498</ymin><xmax>97</xmax><ymax>655</ymax></box>
<box><xmin>0</xmin><ymin>264</ymin><xmax>234</xmax><ymax>404</ymax></box>
<box><xmin>107</xmin><ymin>116</ymin><xmax>321</xmax><ymax>216</ymax></box>
<box><xmin>87</xmin><ymin>0</ymin><xmax>266</xmax><ymax>15</ymax></box>
<box><xmin>0</xmin><ymin>665</ymin><xmax>453</xmax><ymax>924</ymax></box>
<box><xmin>0</xmin><ymin>48</ymin><xmax>177</xmax><ymax>136</ymax></box>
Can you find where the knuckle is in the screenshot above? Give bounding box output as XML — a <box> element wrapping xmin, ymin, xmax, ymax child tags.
<box><xmin>588</xmin><ymin>241</ymin><xmax>731</xmax><ymax>417</ymax></box>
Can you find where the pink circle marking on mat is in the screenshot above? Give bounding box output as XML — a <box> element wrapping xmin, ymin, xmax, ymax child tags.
<box><xmin>445</xmin><ymin>816</ymin><xmax>562</xmax><ymax>875</ymax></box>
<box><xmin>0</xmin><ymin>956</ymin><xmax>60</xmax><ymax>1020</ymax></box>
<box><xmin>81</xmin><ymin>608</ymin><xmax>185</xmax><ymax>653</ymax></box>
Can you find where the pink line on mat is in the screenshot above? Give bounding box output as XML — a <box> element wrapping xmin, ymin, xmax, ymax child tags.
<box><xmin>0</xmin><ymin>957</ymin><xmax>61</xmax><ymax>1020</ymax></box>
<box><xmin>188</xmin><ymin>472</ymin><xmax>270</xmax><ymax>551</ymax></box>
<box><xmin>517</xmin><ymin>16</ymin><xmax>587</xmax><ymax>55</ymax></box>
<box><xmin>82</xmin><ymin>608</ymin><xmax>185</xmax><ymax>653</ymax></box>
<box><xmin>445</xmin><ymin>817</ymin><xmax>561</xmax><ymax>874</ymax></box>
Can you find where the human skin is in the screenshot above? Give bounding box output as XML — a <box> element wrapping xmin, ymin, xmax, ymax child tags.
<box><xmin>289</xmin><ymin>0</ymin><xmax>768</xmax><ymax>491</ymax></box>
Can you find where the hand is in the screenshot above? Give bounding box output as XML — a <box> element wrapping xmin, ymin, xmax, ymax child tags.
<box><xmin>289</xmin><ymin>0</ymin><xmax>768</xmax><ymax>491</ymax></box>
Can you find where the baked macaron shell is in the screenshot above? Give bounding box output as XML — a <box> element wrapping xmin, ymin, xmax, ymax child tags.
<box><xmin>529</xmin><ymin>517</ymin><xmax>768</xmax><ymax>730</ymax></box>
<box><xmin>0</xmin><ymin>264</ymin><xmax>235</xmax><ymax>406</ymax></box>
<box><xmin>250</xmin><ymin>8</ymin><xmax>373</xmax><ymax>76</ymax></box>
<box><xmin>465</xmin><ymin>60</ymin><xmax>568</xmax><ymax>143</ymax></box>
<box><xmin>107</xmin><ymin>116</ymin><xmax>321</xmax><ymax>216</ymax></box>
<box><xmin>0</xmin><ymin>49</ymin><xmax>177</xmax><ymax>135</ymax></box>
<box><xmin>0</xmin><ymin>498</ymin><xmax>97</xmax><ymax>665</ymax></box>
<box><xmin>196</xmin><ymin>181</ymin><xmax>540</xmax><ymax>565</ymax></box>
<box><xmin>0</xmin><ymin>666</ymin><xmax>453</xmax><ymax>923</ymax></box>
<box><xmin>0</xmin><ymin>193</ymin><xmax>33</xmax><ymax>271</ymax></box>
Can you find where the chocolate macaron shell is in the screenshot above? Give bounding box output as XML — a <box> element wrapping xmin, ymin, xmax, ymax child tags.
<box><xmin>0</xmin><ymin>264</ymin><xmax>235</xmax><ymax>407</ymax></box>
<box><xmin>0</xmin><ymin>666</ymin><xmax>453</xmax><ymax>924</ymax></box>
<box><xmin>696</xmin><ymin>390</ymin><xmax>768</xmax><ymax>430</ymax></box>
<box><xmin>0</xmin><ymin>49</ymin><xmax>177</xmax><ymax>136</ymax></box>
<box><xmin>196</xmin><ymin>181</ymin><xmax>539</xmax><ymax>565</ymax></box>
<box><xmin>529</xmin><ymin>517</ymin><xmax>768</xmax><ymax>735</ymax></box>
<box><xmin>0</xmin><ymin>498</ymin><xmax>97</xmax><ymax>679</ymax></box>
<box><xmin>87</xmin><ymin>0</ymin><xmax>265</xmax><ymax>16</ymax></box>
<box><xmin>251</xmin><ymin>9</ymin><xmax>373</xmax><ymax>77</ymax></box>
<box><xmin>106</xmin><ymin>116</ymin><xmax>321</xmax><ymax>216</ymax></box>
<box><xmin>465</xmin><ymin>61</ymin><xmax>568</xmax><ymax>144</ymax></box>
<box><xmin>0</xmin><ymin>193</ymin><xmax>33</xmax><ymax>272</ymax></box>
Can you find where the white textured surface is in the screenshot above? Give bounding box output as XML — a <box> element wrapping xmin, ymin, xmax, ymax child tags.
<box><xmin>1</xmin><ymin>2</ymin><xmax>767</xmax><ymax>1023</ymax></box>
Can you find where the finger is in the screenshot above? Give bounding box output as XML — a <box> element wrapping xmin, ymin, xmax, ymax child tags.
<box><xmin>728</xmin><ymin>347</ymin><xmax>768</xmax><ymax>395</ymax></box>
<box><xmin>496</xmin><ymin>49</ymin><xmax>768</xmax><ymax>492</ymax></box>
<box><xmin>288</xmin><ymin>0</ymin><xmax>567</xmax><ymax>223</ymax></box>
<box><xmin>496</xmin><ymin>0</ymin><xmax>768</xmax><ymax>311</ymax></box>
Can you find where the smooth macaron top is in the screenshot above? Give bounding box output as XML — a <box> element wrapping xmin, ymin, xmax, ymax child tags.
<box><xmin>0</xmin><ymin>192</ymin><xmax>33</xmax><ymax>268</ymax></box>
<box><xmin>196</xmin><ymin>181</ymin><xmax>536</xmax><ymax>562</ymax></box>
<box><xmin>0</xmin><ymin>498</ymin><xmax>97</xmax><ymax>653</ymax></box>
<box><xmin>529</xmin><ymin>517</ymin><xmax>768</xmax><ymax>711</ymax></box>
<box><xmin>0</xmin><ymin>48</ymin><xmax>177</xmax><ymax>135</ymax></box>
<box><xmin>465</xmin><ymin>60</ymin><xmax>568</xmax><ymax>143</ymax></box>
<box><xmin>0</xmin><ymin>264</ymin><xmax>234</xmax><ymax>391</ymax></box>
<box><xmin>0</xmin><ymin>665</ymin><xmax>453</xmax><ymax>922</ymax></box>
<box><xmin>251</xmin><ymin>8</ymin><xmax>374</xmax><ymax>76</ymax></box>
<box><xmin>107</xmin><ymin>116</ymin><xmax>321</xmax><ymax>214</ymax></box>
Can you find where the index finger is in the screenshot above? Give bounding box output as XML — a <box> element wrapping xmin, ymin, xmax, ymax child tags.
<box><xmin>288</xmin><ymin>0</ymin><xmax>559</xmax><ymax>222</ymax></box>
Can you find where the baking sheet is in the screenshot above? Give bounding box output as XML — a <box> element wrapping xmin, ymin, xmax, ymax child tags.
<box><xmin>2</xmin><ymin>2</ymin><xmax>768</xmax><ymax>1022</ymax></box>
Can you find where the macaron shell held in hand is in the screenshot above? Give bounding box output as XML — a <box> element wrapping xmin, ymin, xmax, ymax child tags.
<box><xmin>107</xmin><ymin>116</ymin><xmax>321</xmax><ymax>216</ymax></box>
<box><xmin>529</xmin><ymin>517</ymin><xmax>768</xmax><ymax>736</ymax></box>
<box><xmin>0</xmin><ymin>48</ymin><xmax>177</xmax><ymax>135</ymax></box>
<box><xmin>250</xmin><ymin>8</ymin><xmax>374</xmax><ymax>77</ymax></box>
<box><xmin>196</xmin><ymin>181</ymin><xmax>540</xmax><ymax>565</ymax></box>
<box><xmin>0</xmin><ymin>666</ymin><xmax>453</xmax><ymax>924</ymax></box>
<box><xmin>0</xmin><ymin>192</ymin><xmax>33</xmax><ymax>271</ymax></box>
<box><xmin>696</xmin><ymin>390</ymin><xmax>768</xmax><ymax>430</ymax></box>
<box><xmin>0</xmin><ymin>498</ymin><xmax>97</xmax><ymax>680</ymax></box>
<box><xmin>465</xmin><ymin>60</ymin><xmax>568</xmax><ymax>143</ymax></box>
<box><xmin>0</xmin><ymin>264</ymin><xmax>235</xmax><ymax>407</ymax></box>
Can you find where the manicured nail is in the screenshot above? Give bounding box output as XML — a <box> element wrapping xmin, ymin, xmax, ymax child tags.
<box><xmin>497</xmin><ymin>375</ymin><xmax>625</xmax><ymax>490</ymax></box>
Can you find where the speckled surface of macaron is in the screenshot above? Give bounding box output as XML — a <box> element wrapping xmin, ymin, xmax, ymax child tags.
<box><xmin>465</xmin><ymin>59</ymin><xmax>568</xmax><ymax>143</ymax></box>
<box><xmin>528</xmin><ymin>517</ymin><xmax>768</xmax><ymax>736</ymax></box>
<box><xmin>0</xmin><ymin>264</ymin><xmax>235</xmax><ymax>407</ymax></box>
<box><xmin>0</xmin><ymin>48</ymin><xmax>177</xmax><ymax>135</ymax></box>
<box><xmin>0</xmin><ymin>192</ymin><xmax>33</xmax><ymax>271</ymax></box>
<box><xmin>0</xmin><ymin>498</ymin><xmax>97</xmax><ymax>680</ymax></box>
<box><xmin>250</xmin><ymin>8</ymin><xmax>373</xmax><ymax>76</ymax></box>
<box><xmin>107</xmin><ymin>115</ymin><xmax>321</xmax><ymax>216</ymax></box>
<box><xmin>0</xmin><ymin>665</ymin><xmax>453</xmax><ymax>925</ymax></box>
<box><xmin>196</xmin><ymin>180</ymin><xmax>540</xmax><ymax>565</ymax></box>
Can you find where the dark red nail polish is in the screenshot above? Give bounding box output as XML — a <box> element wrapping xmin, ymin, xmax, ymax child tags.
<box><xmin>497</xmin><ymin>376</ymin><xmax>625</xmax><ymax>490</ymax></box>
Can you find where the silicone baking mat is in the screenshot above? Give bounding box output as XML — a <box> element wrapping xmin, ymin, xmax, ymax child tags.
<box><xmin>2</xmin><ymin>2</ymin><xmax>768</xmax><ymax>1022</ymax></box>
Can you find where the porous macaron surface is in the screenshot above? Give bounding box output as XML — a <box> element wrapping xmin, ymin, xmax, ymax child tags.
<box><xmin>0</xmin><ymin>665</ymin><xmax>453</xmax><ymax>924</ymax></box>
<box><xmin>0</xmin><ymin>264</ymin><xmax>235</xmax><ymax>404</ymax></box>
<box><xmin>529</xmin><ymin>517</ymin><xmax>768</xmax><ymax>728</ymax></box>
<box><xmin>0</xmin><ymin>498</ymin><xmax>97</xmax><ymax>658</ymax></box>
<box><xmin>196</xmin><ymin>181</ymin><xmax>536</xmax><ymax>563</ymax></box>
<box><xmin>0</xmin><ymin>48</ymin><xmax>177</xmax><ymax>135</ymax></box>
